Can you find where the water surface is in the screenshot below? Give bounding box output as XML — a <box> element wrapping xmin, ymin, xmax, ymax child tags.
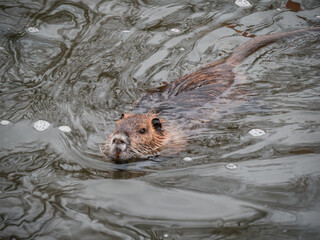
<box><xmin>1</xmin><ymin>0</ymin><xmax>320</xmax><ymax>239</ymax></box>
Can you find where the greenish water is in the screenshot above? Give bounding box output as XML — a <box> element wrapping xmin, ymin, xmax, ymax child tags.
<box><xmin>1</xmin><ymin>0</ymin><xmax>320</xmax><ymax>239</ymax></box>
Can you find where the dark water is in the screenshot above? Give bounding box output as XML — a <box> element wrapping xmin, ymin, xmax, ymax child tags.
<box><xmin>1</xmin><ymin>0</ymin><xmax>320</xmax><ymax>239</ymax></box>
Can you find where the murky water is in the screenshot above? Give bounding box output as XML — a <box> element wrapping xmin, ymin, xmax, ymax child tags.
<box><xmin>1</xmin><ymin>0</ymin><xmax>320</xmax><ymax>239</ymax></box>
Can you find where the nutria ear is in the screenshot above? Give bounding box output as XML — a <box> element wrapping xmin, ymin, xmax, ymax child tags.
<box><xmin>120</xmin><ymin>113</ymin><xmax>125</xmax><ymax>119</ymax></box>
<box><xmin>152</xmin><ymin>118</ymin><xmax>162</xmax><ymax>131</ymax></box>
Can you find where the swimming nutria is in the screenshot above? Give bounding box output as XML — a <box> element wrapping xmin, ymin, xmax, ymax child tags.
<box><xmin>102</xmin><ymin>27</ymin><xmax>320</xmax><ymax>161</ymax></box>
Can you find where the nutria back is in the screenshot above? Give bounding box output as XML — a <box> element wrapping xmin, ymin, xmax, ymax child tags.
<box><xmin>134</xmin><ymin>27</ymin><xmax>320</xmax><ymax>114</ymax></box>
<box><xmin>103</xmin><ymin>27</ymin><xmax>320</xmax><ymax>161</ymax></box>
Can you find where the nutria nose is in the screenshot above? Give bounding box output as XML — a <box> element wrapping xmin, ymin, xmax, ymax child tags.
<box><xmin>112</xmin><ymin>131</ymin><xmax>129</xmax><ymax>142</ymax></box>
<box><xmin>110</xmin><ymin>132</ymin><xmax>129</xmax><ymax>148</ymax></box>
<box><xmin>112</xmin><ymin>138</ymin><xmax>125</xmax><ymax>145</ymax></box>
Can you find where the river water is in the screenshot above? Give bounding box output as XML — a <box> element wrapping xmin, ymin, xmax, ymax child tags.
<box><xmin>1</xmin><ymin>0</ymin><xmax>320</xmax><ymax>239</ymax></box>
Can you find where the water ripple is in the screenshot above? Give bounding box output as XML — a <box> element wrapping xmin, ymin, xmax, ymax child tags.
<box><xmin>1</xmin><ymin>0</ymin><xmax>320</xmax><ymax>239</ymax></box>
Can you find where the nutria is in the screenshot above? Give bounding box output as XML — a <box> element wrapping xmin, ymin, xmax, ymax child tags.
<box><xmin>102</xmin><ymin>27</ymin><xmax>320</xmax><ymax>161</ymax></box>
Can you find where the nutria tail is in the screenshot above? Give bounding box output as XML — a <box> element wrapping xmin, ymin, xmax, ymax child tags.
<box><xmin>226</xmin><ymin>27</ymin><xmax>320</xmax><ymax>67</ymax></box>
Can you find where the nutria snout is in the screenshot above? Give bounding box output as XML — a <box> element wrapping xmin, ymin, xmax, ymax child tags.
<box><xmin>109</xmin><ymin>131</ymin><xmax>130</xmax><ymax>159</ymax></box>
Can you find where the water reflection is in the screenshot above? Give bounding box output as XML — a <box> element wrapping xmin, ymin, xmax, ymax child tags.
<box><xmin>1</xmin><ymin>0</ymin><xmax>320</xmax><ymax>239</ymax></box>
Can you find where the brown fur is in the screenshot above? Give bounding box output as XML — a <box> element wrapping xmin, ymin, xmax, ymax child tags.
<box><xmin>102</xmin><ymin>27</ymin><xmax>320</xmax><ymax>161</ymax></box>
<box><xmin>103</xmin><ymin>112</ymin><xmax>185</xmax><ymax>161</ymax></box>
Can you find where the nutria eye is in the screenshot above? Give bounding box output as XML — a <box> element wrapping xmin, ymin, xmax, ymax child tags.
<box><xmin>120</xmin><ymin>114</ymin><xmax>124</xmax><ymax>119</ymax></box>
<box><xmin>139</xmin><ymin>128</ymin><xmax>146</xmax><ymax>134</ymax></box>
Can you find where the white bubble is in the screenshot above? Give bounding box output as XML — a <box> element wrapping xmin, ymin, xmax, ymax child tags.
<box><xmin>226</xmin><ymin>163</ymin><xmax>238</xmax><ymax>170</ymax></box>
<box><xmin>317</xmin><ymin>15</ymin><xmax>320</xmax><ymax>19</ymax></box>
<box><xmin>122</xmin><ymin>30</ymin><xmax>130</xmax><ymax>33</ymax></box>
<box><xmin>163</xmin><ymin>233</ymin><xmax>169</xmax><ymax>238</ymax></box>
<box><xmin>58</xmin><ymin>125</ymin><xmax>72</xmax><ymax>133</ymax></box>
<box><xmin>27</xmin><ymin>27</ymin><xmax>39</xmax><ymax>33</ymax></box>
<box><xmin>0</xmin><ymin>120</ymin><xmax>10</xmax><ymax>125</ymax></box>
<box><xmin>249</xmin><ymin>129</ymin><xmax>266</xmax><ymax>137</ymax></box>
<box><xmin>277</xmin><ymin>8</ymin><xmax>282</xmax><ymax>11</ymax></box>
<box><xmin>33</xmin><ymin>120</ymin><xmax>50</xmax><ymax>132</ymax></box>
<box><xmin>235</xmin><ymin>0</ymin><xmax>252</xmax><ymax>7</ymax></box>
<box><xmin>179</xmin><ymin>47</ymin><xmax>185</xmax><ymax>51</ymax></box>
<box><xmin>170</xmin><ymin>28</ymin><xmax>180</xmax><ymax>33</ymax></box>
<box><xmin>183</xmin><ymin>157</ymin><xmax>192</xmax><ymax>162</ymax></box>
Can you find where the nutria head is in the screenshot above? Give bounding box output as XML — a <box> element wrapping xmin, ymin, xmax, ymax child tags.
<box><xmin>103</xmin><ymin>112</ymin><xmax>169</xmax><ymax>161</ymax></box>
